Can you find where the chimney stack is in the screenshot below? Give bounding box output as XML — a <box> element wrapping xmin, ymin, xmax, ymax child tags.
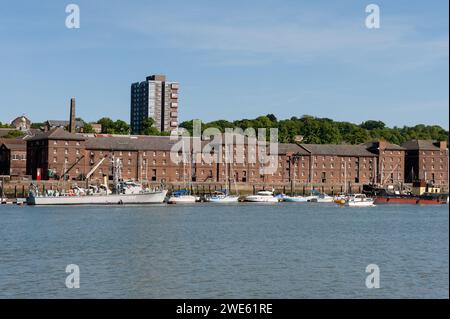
<box><xmin>69</xmin><ymin>97</ymin><xmax>76</xmax><ymax>133</ymax></box>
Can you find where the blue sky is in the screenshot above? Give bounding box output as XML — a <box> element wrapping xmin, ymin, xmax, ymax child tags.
<box><xmin>0</xmin><ymin>0</ymin><xmax>448</xmax><ymax>128</ymax></box>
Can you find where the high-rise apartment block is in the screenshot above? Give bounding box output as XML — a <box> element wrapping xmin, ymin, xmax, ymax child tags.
<box><xmin>130</xmin><ymin>74</ymin><xmax>179</xmax><ymax>134</ymax></box>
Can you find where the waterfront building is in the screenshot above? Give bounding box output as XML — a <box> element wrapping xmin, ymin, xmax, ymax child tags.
<box><xmin>22</xmin><ymin>128</ymin><xmax>449</xmax><ymax>192</ymax></box>
<box><xmin>402</xmin><ymin>140</ymin><xmax>448</xmax><ymax>187</ymax></box>
<box><xmin>0</xmin><ymin>139</ymin><xmax>27</xmax><ymax>176</ymax></box>
<box><xmin>363</xmin><ymin>141</ymin><xmax>406</xmax><ymax>186</ymax></box>
<box><xmin>130</xmin><ymin>74</ymin><xmax>179</xmax><ymax>134</ymax></box>
<box><xmin>298</xmin><ymin>144</ymin><xmax>377</xmax><ymax>187</ymax></box>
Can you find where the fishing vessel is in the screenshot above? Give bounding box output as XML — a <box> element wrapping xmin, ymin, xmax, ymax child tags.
<box><xmin>244</xmin><ymin>190</ymin><xmax>279</xmax><ymax>203</ymax></box>
<box><xmin>26</xmin><ymin>157</ymin><xmax>167</xmax><ymax>205</ymax></box>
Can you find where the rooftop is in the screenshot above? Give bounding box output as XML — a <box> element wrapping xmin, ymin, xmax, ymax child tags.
<box><xmin>300</xmin><ymin>144</ymin><xmax>376</xmax><ymax>157</ymax></box>
<box><xmin>401</xmin><ymin>139</ymin><xmax>446</xmax><ymax>151</ymax></box>
<box><xmin>28</xmin><ymin>127</ymin><xmax>86</xmax><ymax>141</ymax></box>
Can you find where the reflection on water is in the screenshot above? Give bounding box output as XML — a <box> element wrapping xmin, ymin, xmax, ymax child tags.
<box><xmin>0</xmin><ymin>203</ymin><xmax>448</xmax><ymax>298</ymax></box>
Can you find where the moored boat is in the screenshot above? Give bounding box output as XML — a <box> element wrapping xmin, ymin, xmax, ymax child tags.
<box><xmin>345</xmin><ymin>194</ymin><xmax>375</xmax><ymax>207</ymax></box>
<box><xmin>167</xmin><ymin>189</ymin><xmax>198</xmax><ymax>204</ymax></box>
<box><xmin>205</xmin><ymin>190</ymin><xmax>239</xmax><ymax>203</ymax></box>
<box><xmin>244</xmin><ymin>190</ymin><xmax>279</xmax><ymax>203</ymax></box>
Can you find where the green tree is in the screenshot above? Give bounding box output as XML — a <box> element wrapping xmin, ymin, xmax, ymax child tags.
<box><xmin>113</xmin><ymin>120</ymin><xmax>130</xmax><ymax>135</ymax></box>
<box><xmin>141</xmin><ymin>118</ymin><xmax>160</xmax><ymax>135</ymax></box>
<box><xmin>97</xmin><ymin>117</ymin><xmax>115</xmax><ymax>134</ymax></box>
<box><xmin>3</xmin><ymin>130</ymin><xmax>25</xmax><ymax>139</ymax></box>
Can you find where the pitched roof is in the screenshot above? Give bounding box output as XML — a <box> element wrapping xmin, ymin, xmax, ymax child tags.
<box><xmin>27</xmin><ymin>127</ymin><xmax>86</xmax><ymax>141</ymax></box>
<box><xmin>362</xmin><ymin>141</ymin><xmax>405</xmax><ymax>151</ymax></box>
<box><xmin>85</xmin><ymin>135</ymin><xmax>177</xmax><ymax>151</ymax></box>
<box><xmin>278</xmin><ymin>143</ymin><xmax>310</xmax><ymax>155</ymax></box>
<box><xmin>401</xmin><ymin>140</ymin><xmax>444</xmax><ymax>151</ymax></box>
<box><xmin>46</xmin><ymin>120</ymin><xmax>84</xmax><ymax>127</ymax></box>
<box><xmin>299</xmin><ymin>144</ymin><xmax>375</xmax><ymax>157</ymax></box>
<box><xmin>0</xmin><ymin>140</ymin><xmax>26</xmax><ymax>151</ymax></box>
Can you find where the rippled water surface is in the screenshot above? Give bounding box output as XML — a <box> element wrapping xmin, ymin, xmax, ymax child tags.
<box><xmin>0</xmin><ymin>203</ymin><xmax>448</xmax><ymax>298</ymax></box>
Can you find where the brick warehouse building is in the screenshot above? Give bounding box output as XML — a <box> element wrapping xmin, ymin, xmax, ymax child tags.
<box><xmin>0</xmin><ymin>139</ymin><xmax>27</xmax><ymax>176</ymax></box>
<box><xmin>402</xmin><ymin>140</ymin><xmax>448</xmax><ymax>187</ymax></box>
<box><xmin>363</xmin><ymin>141</ymin><xmax>406</xmax><ymax>185</ymax></box>
<box><xmin>23</xmin><ymin>127</ymin><xmax>448</xmax><ymax>191</ymax></box>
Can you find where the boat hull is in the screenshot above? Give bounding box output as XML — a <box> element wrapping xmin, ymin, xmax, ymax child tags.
<box><xmin>167</xmin><ymin>195</ymin><xmax>198</xmax><ymax>204</ymax></box>
<box><xmin>283</xmin><ymin>197</ymin><xmax>307</xmax><ymax>203</ymax></box>
<box><xmin>346</xmin><ymin>201</ymin><xmax>375</xmax><ymax>207</ymax></box>
<box><xmin>374</xmin><ymin>196</ymin><xmax>447</xmax><ymax>205</ymax></box>
<box><xmin>244</xmin><ymin>196</ymin><xmax>279</xmax><ymax>203</ymax></box>
<box><xmin>27</xmin><ymin>190</ymin><xmax>168</xmax><ymax>205</ymax></box>
<box><xmin>206</xmin><ymin>196</ymin><xmax>240</xmax><ymax>203</ymax></box>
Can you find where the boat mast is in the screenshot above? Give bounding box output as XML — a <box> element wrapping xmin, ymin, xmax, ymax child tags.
<box><xmin>344</xmin><ymin>159</ymin><xmax>347</xmax><ymax>193</ymax></box>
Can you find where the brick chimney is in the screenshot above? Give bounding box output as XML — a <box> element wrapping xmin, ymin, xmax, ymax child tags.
<box><xmin>439</xmin><ymin>141</ymin><xmax>447</xmax><ymax>150</ymax></box>
<box><xmin>378</xmin><ymin>140</ymin><xmax>387</xmax><ymax>151</ymax></box>
<box><xmin>69</xmin><ymin>97</ymin><xmax>76</xmax><ymax>133</ymax></box>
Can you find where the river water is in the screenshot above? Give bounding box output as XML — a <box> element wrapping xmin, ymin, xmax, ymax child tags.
<box><xmin>0</xmin><ymin>203</ymin><xmax>448</xmax><ymax>298</ymax></box>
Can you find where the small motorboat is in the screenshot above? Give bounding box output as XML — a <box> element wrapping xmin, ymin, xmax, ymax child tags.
<box><xmin>334</xmin><ymin>193</ymin><xmax>348</xmax><ymax>205</ymax></box>
<box><xmin>309</xmin><ymin>193</ymin><xmax>334</xmax><ymax>203</ymax></box>
<box><xmin>345</xmin><ymin>194</ymin><xmax>375</xmax><ymax>207</ymax></box>
<box><xmin>244</xmin><ymin>190</ymin><xmax>279</xmax><ymax>203</ymax></box>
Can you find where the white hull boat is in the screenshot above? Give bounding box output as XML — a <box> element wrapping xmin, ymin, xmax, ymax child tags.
<box><xmin>167</xmin><ymin>195</ymin><xmax>198</xmax><ymax>204</ymax></box>
<box><xmin>345</xmin><ymin>194</ymin><xmax>375</xmax><ymax>207</ymax></box>
<box><xmin>283</xmin><ymin>196</ymin><xmax>308</xmax><ymax>203</ymax></box>
<box><xmin>205</xmin><ymin>193</ymin><xmax>240</xmax><ymax>203</ymax></box>
<box><xmin>27</xmin><ymin>190</ymin><xmax>168</xmax><ymax>205</ymax></box>
<box><xmin>245</xmin><ymin>191</ymin><xmax>279</xmax><ymax>203</ymax></box>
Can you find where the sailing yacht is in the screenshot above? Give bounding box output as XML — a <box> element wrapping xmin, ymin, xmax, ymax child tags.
<box><xmin>167</xmin><ymin>140</ymin><xmax>198</xmax><ymax>204</ymax></box>
<box><xmin>205</xmin><ymin>144</ymin><xmax>239</xmax><ymax>203</ymax></box>
<box><xmin>205</xmin><ymin>190</ymin><xmax>239</xmax><ymax>203</ymax></box>
<box><xmin>167</xmin><ymin>189</ymin><xmax>198</xmax><ymax>204</ymax></box>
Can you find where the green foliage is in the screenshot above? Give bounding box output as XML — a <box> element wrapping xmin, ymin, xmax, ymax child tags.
<box><xmin>0</xmin><ymin>122</ymin><xmax>12</xmax><ymax>128</ymax></box>
<box><xmin>3</xmin><ymin>130</ymin><xmax>25</xmax><ymax>139</ymax></box>
<box><xmin>83</xmin><ymin>123</ymin><xmax>95</xmax><ymax>133</ymax></box>
<box><xmin>141</xmin><ymin>118</ymin><xmax>160</xmax><ymax>135</ymax></box>
<box><xmin>180</xmin><ymin>114</ymin><xmax>448</xmax><ymax>145</ymax></box>
<box><xmin>30</xmin><ymin>122</ymin><xmax>44</xmax><ymax>129</ymax></box>
<box><xmin>96</xmin><ymin>117</ymin><xmax>130</xmax><ymax>135</ymax></box>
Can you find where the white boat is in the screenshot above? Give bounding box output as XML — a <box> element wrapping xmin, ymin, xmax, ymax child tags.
<box><xmin>345</xmin><ymin>194</ymin><xmax>375</xmax><ymax>207</ymax></box>
<box><xmin>27</xmin><ymin>183</ymin><xmax>167</xmax><ymax>205</ymax></box>
<box><xmin>26</xmin><ymin>157</ymin><xmax>168</xmax><ymax>205</ymax></box>
<box><xmin>244</xmin><ymin>190</ymin><xmax>279</xmax><ymax>203</ymax></box>
<box><xmin>309</xmin><ymin>193</ymin><xmax>334</xmax><ymax>203</ymax></box>
<box><xmin>205</xmin><ymin>191</ymin><xmax>239</xmax><ymax>203</ymax></box>
<box><xmin>167</xmin><ymin>189</ymin><xmax>198</xmax><ymax>204</ymax></box>
<box><xmin>283</xmin><ymin>195</ymin><xmax>308</xmax><ymax>202</ymax></box>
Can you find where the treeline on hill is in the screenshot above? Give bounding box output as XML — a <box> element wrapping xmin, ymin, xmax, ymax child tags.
<box><xmin>179</xmin><ymin>114</ymin><xmax>449</xmax><ymax>145</ymax></box>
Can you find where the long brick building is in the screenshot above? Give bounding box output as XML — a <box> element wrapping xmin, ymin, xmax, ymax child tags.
<box><xmin>22</xmin><ymin>128</ymin><xmax>449</xmax><ymax>192</ymax></box>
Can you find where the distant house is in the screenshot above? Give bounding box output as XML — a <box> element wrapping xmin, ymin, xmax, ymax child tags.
<box><xmin>11</xmin><ymin>116</ymin><xmax>31</xmax><ymax>131</ymax></box>
<box><xmin>90</xmin><ymin>123</ymin><xmax>102</xmax><ymax>133</ymax></box>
